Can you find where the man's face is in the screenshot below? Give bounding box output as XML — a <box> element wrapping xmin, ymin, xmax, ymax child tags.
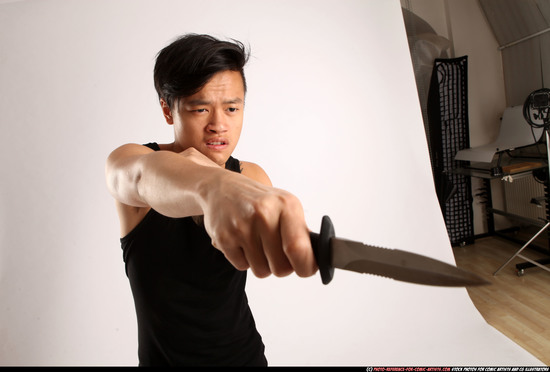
<box><xmin>163</xmin><ymin>70</ymin><xmax>245</xmax><ymax>166</ymax></box>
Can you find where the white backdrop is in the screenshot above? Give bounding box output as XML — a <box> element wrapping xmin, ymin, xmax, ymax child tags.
<box><xmin>0</xmin><ymin>0</ymin><xmax>543</xmax><ymax>366</ymax></box>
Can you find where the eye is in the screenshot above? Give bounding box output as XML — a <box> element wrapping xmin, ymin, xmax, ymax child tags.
<box><xmin>227</xmin><ymin>107</ymin><xmax>238</xmax><ymax>113</ymax></box>
<box><xmin>193</xmin><ymin>108</ymin><xmax>208</xmax><ymax>113</ymax></box>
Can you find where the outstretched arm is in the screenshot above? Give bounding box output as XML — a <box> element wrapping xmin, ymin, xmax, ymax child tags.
<box><xmin>105</xmin><ymin>143</ymin><xmax>318</xmax><ymax>278</ymax></box>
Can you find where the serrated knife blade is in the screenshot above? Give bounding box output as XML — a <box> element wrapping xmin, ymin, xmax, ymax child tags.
<box><xmin>309</xmin><ymin>215</ymin><xmax>489</xmax><ymax>287</ymax></box>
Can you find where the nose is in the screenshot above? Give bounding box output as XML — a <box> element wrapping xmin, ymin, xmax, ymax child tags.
<box><xmin>206</xmin><ymin>109</ymin><xmax>228</xmax><ymax>133</ymax></box>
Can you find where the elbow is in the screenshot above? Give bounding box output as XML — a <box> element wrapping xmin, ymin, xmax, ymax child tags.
<box><xmin>105</xmin><ymin>162</ymin><xmax>123</xmax><ymax>200</ymax></box>
<box><xmin>105</xmin><ymin>144</ymin><xmax>154</xmax><ymax>207</ymax></box>
<box><xmin>105</xmin><ymin>155</ymin><xmax>145</xmax><ymax>206</ymax></box>
<box><xmin>105</xmin><ymin>157</ymin><xmax>118</xmax><ymax>198</ymax></box>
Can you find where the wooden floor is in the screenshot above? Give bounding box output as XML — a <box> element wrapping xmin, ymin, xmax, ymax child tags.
<box><xmin>453</xmin><ymin>234</ymin><xmax>550</xmax><ymax>366</ymax></box>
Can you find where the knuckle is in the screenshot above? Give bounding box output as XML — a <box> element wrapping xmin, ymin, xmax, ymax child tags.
<box><xmin>272</xmin><ymin>265</ymin><xmax>293</xmax><ymax>278</ymax></box>
<box><xmin>233</xmin><ymin>261</ymin><xmax>250</xmax><ymax>271</ymax></box>
<box><xmin>250</xmin><ymin>197</ymin><xmax>275</xmax><ymax>224</ymax></box>
<box><xmin>283</xmin><ymin>240</ymin><xmax>316</xmax><ymax>278</ymax></box>
<box><xmin>280</xmin><ymin>193</ymin><xmax>303</xmax><ymax>213</ymax></box>
<box><xmin>283</xmin><ymin>240</ymin><xmax>303</xmax><ymax>260</ymax></box>
<box><xmin>214</xmin><ymin>230</ymin><xmax>230</xmax><ymax>247</ymax></box>
<box><xmin>222</xmin><ymin>247</ymin><xmax>249</xmax><ymax>271</ymax></box>
<box><xmin>251</xmin><ymin>265</ymin><xmax>272</xmax><ymax>279</ymax></box>
<box><xmin>250</xmin><ymin>191</ymin><xmax>301</xmax><ymax>221</ymax></box>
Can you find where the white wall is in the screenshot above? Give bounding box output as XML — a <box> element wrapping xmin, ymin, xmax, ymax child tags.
<box><xmin>0</xmin><ymin>0</ymin><xmax>543</xmax><ymax>366</ymax></box>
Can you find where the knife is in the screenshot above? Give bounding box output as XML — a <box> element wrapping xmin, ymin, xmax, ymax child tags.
<box><xmin>309</xmin><ymin>215</ymin><xmax>489</xmax><ymax>286</ymax></box>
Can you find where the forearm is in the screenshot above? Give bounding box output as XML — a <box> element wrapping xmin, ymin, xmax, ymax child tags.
<box><xmin>107</xmin><ymin>146</ymin><xmax>232</xmax><ymax>218</ymax></box>
<box><xmin>139</xmin><ymin>150</ymin><xmax>218</xmax><ymax>217</ymax></box>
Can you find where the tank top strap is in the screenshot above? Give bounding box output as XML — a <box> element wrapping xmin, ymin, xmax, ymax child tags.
<box><xmin>225</xmin><ymin>156</ymin><xmax>241</xmax><ymax>173</ymax></box>
<box><xmin>143</xmin><ymin>142</ymin><xmax>161</xmax><ymax>151</ymax></box>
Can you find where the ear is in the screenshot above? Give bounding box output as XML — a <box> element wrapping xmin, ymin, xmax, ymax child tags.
<box><xmin>160</xmin><ymin>99</ymin><xmax>174</xmax><ymax>125</ymax></box>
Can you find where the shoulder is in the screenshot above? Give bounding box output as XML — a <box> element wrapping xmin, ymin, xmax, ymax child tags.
<box><xmin>106</xmin><ymin>143</ymin><xmax>155</xmax><ymax>166</ymax></box>
<box><xmin>240</xmin><ymin>161</ymin><xmax>272</xmax><ymax>186</ymax></box>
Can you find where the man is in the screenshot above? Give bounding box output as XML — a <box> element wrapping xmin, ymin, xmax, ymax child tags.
<box><xmin>105</xmin><ymin>34</ymin><xmax>318</xmax><ymax>366</ymax></box>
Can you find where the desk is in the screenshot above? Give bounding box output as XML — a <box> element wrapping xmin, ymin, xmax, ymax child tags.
<box><xmin>451</xmin><ymin>158</ymin><xmax>550</xmax><ymax>275</ymax></box>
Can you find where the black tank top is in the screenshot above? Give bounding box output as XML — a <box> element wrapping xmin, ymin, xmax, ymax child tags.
<box><xmin>120</xmin><ymin>143</ymin><xmax>266</xmax><ymax>366</ymax></box>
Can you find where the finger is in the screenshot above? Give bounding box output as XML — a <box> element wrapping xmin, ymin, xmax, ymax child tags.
<box><xmin>280</xmin><ymin>209</ymin><xmax>318</xmax><ymax>278</ymax></box>
<box><xmin>258</xmin><ymin>221</ymin><xmax>293</xmax><ymax>278</ymax></box>
<box><xmin>241</xmin><ymin>236</ymin><xmax>271</xmax><ymax>278</ymax></box>
<box><xmin>226</xmin><ymin>248</ymin><xmax>251</xmax><ymax>271</ymax></box>
<box><xmin>250</xmin><ymin>198</ymin><xmax>292</xmax><ymax>277</ymax></box>
<box><xmin>213</xmin><ymin>240</ymin><xmax>250</xmax><ymax>271</ymax></box>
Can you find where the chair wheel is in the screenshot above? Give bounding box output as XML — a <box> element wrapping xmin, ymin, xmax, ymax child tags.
<box><xmin>517</xmin><ymin>269</ymin><xmax>525</xmax><ymax>277</ymax></box>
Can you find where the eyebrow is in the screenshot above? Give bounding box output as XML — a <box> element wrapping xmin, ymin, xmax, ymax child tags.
<box><xmin>184</xmin><ymin>98</ymin><xmax>244</xmax><ymax>106</ymax></box>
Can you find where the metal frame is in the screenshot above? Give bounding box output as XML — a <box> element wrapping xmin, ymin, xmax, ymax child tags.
<box><xmin>494</xmin><ymin>131</ymin><xmax>550</xmax><ymax>276</ymax></box>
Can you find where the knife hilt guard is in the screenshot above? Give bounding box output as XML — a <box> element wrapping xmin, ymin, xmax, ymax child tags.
<box><xmin>309</xmin><ymin>215</ymin><xmax>335</xmax><ymax>285</ymax></box>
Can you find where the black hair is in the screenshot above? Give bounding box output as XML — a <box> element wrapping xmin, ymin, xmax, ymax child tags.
<box><xmin>153</xmin><ymin>34</ymin><xmax>250</xmax><ymax>110</ymax></box>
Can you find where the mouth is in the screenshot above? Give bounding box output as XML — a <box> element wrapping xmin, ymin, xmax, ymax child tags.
<box><xmin>205</xmin><ymin>138</ymin><xmax>229</xmax><ymax>150</ymax></box>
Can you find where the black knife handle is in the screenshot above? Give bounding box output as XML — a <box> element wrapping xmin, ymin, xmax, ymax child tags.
<box><xmin>309</xmin><ymin>215</ymin><xmax>335</xmax><ymax>285</ymax></box>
